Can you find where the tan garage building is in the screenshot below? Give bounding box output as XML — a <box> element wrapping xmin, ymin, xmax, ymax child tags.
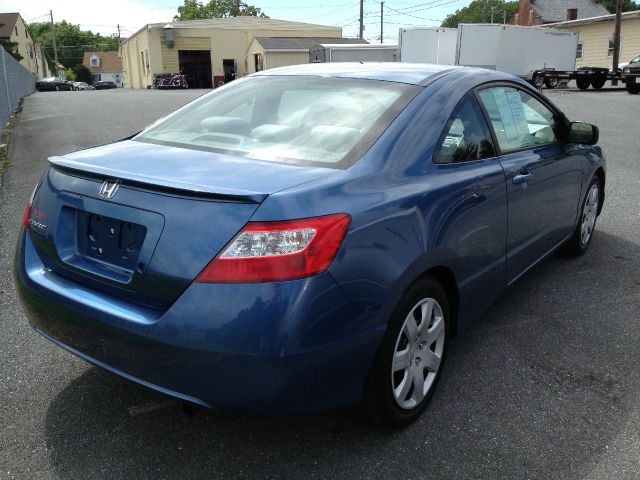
<box><xmin>546</xmin><ymin>10</ymin><xmax>640</xmax><ymax>68</ymax></box>
<box><xmin>247</xmin><ymin>37</ymin><xmax>367</xmax><ymax>74</ymax></box>
<box><xmin>120</xmin><ymin>17</ymin><xmax>341</xmax><ymax>89</ymax></box>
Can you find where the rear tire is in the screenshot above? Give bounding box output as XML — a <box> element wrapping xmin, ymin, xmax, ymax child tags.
<box><xmin>576</xmin><ymin>78</ymin><xmax>591</xmax><ymax>90</ymax></box>
<box><xmin>544</xmin><ymin>77</ymin><xmax>559</xmax><ymax>89</ymax></box>
<box><xmin>562</xmin><ymin>176</ymin><xmax>601</xmax><ymax>256</ymax></box>
<box><xmin>363</xmin><ymin>277</ymin><xmax>450</xmax><ymax>428</ymax></box>
<box><xmin>591</xmin><ymin>78</ymin><xmax>606</xmax><ymax>89</ymax></box>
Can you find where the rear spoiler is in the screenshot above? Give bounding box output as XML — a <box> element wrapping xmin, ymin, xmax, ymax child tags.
<box><xmin>48</xmin><ymin>158</ymin><xmax>268</xmax><ymax>204</ymax></box>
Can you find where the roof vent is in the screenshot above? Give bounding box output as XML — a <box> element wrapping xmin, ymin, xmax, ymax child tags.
<box><xmin>566</xmin><ymin>8</ymin><xmax>578</xmax><ymax>20</ymax></box>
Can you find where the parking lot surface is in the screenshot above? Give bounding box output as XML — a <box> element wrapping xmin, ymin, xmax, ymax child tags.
<box><xmin>1</xmin><ymin>87</ymin><xmax>639</xmax><ymax>480</ymax></box>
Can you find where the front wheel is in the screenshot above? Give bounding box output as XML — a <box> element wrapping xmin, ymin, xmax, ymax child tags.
<box><xmin>363</xmin><ymin>277</ymin><xmax>449</xmax><ymax>428</ymax></box>
<box><xmin>626</xmin><ymin>81</ymin><xmax>640</xmax><ymax>94</ymax></box>
<box><xmin>562</xmin><ymin>176</ymin><xmax>601</xmax><ymax>256</ymax></box>
<box><xmin>533</xmin><ymin>73</ymin><xmax>545</xmax><ymax>89</ymax></box>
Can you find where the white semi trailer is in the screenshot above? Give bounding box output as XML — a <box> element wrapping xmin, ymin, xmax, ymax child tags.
<box><xmin>398</xmin><ymin>24</ymin><xmax>578</xmax><ymax>87</ymax></box>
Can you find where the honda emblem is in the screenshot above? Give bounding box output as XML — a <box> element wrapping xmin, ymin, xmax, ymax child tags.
<box><xmin>99</xmin><ymin>179</ymin><xmax>120</xmax><ymax>199</ymax></box>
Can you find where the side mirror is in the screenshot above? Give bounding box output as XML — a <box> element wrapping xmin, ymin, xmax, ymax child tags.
<box><xmin>568</xmin><ymin>121</ymin><xmax>599</xmax><ymax>145</ymax></box>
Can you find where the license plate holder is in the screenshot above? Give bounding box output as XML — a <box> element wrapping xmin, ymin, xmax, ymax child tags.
<box><xmin>79</xmin><ymin>212</ymin><xmax>147</xmax><ymax>271</ymax></box>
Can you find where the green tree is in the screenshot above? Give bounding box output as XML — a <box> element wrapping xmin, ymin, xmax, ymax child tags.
<box><xmin>73</xmin><ymin>64</ymin><xmax>92</xmax><ymax>83</ymax></box>
<box><xmin>0</xmin><ymin>23</ymin><xmax>23</xmax><ymax>61</ymax></box>
<box><xmin>64</xmin><ymin>67</ymin><xmax>76</xmax><ymax>81</ymax></box>
<box><xmin>602</xmin><ymin>0</ymin><xmax>639</xmax><ymax>12</ymax></box>
<box><xmin>27</xmin><ymin>21</ymin><xmax>119</xmax><ymax>71</ymax></box>
<box><xmin>174</xmin><ymin>0</ymin><xmax>268</xmax><ymax>21</ymax></box>
<box><xmin>441</xmin><ymin>0</ymin><xmax>519</xmax><ymax>27</ymax></box>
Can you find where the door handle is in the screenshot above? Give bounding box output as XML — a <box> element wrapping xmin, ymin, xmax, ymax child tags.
<box><xmin>512</xmin><ymin>172</ymin><xmax>532</xmax><ymax>185</ymax></box>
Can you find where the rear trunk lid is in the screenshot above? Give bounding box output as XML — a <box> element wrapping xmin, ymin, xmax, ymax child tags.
<box><xmin>28</xmin><ymin>140</ymin><xmax>333</xmax><ymax>311</ymax></box>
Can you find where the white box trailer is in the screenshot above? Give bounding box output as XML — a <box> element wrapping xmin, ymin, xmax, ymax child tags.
<box><xmin>310</xmin><ymin>44</ymin><xmax>398</xmax><ymax>63</ymax></box>
<box><xmin>398</xmin><ymin>27</ymin><xmax>457</xmax><ymax>64</ymax></box>
<box><xmin>397</xmin><ymin>24</ymin><xmax>578</xmax><ymax>86</ymax></box>
<box><xmin>455</xmin><ymin>24</ymin><xmax>578</xmax><ymax>84</ymax></box>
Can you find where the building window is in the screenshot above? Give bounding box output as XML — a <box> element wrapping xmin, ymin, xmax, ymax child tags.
<box><xmin>566</xmin><ymin>8</ymin><xmax>577</xmax><ymax>20</ymax></box>
<box><xmin>145</xmin><ymin>50</ymin><xmax>150</xmax><ymax>74</ymax></box>
<box><xmin>608</xmin><ymin>38</ymin><xmax>622</xmax><ymax>57</ymax></box>
<box><xmin>15</xmin><ymin>26</ymin><xmax>18</xmax><ymax>36</ymax></box>
<box><xmin>90</xmin><ymin>55</ymin><xmax>100</xmax><ymax>67</ymax></box>
<box><xmin>576</xmin><ymin>43</ymin><xmax>583</xmax><ymax>59</ymax></box>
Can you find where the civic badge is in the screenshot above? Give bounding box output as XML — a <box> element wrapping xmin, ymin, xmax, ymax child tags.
<box><xmin>99</xmin><ymin>179</ymin><xmax>120</xmax><ymax>199</ymax></box>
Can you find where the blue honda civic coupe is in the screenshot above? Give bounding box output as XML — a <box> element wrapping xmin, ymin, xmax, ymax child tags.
<box><xmin>14</xmin><ymin>63</ymin><xmax>605</xmax><ymax>427</ymax></box>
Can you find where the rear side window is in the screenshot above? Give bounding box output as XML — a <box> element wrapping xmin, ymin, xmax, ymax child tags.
<box><xmin>435</xmin><ymin>94</ymin><xmax>496</xmax><ymax>164</ymax></box>
<box><xmin>477</xmin><ymin>87</ymin><xmax>559</xmax><ymax>153</ymax></box>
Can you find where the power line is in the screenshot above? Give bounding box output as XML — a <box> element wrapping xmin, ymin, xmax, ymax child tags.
<box><xmin>26</xmin><ymin>13</ymin><xmax>50</xmax><ymax>22</ymax></box>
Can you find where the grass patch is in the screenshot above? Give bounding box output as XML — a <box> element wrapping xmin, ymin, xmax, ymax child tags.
<box><xmin>0</xmin><ymin>100</ymin><xmax>23</xmax><ymax>175</ymax></box>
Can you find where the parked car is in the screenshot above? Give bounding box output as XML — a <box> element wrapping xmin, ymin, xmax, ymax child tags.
<box><xmin>35</xmin><ymin>77</ymin><xmax>72</xmax><ymax>92</ymax></box>
<box><xmin>73</xmin><ymin>82</ymin><xmax>94</xmax><ymax>91</ymax></box>
<box><xmin>611</xmin><ymin>53</ymin><xmax>640</xmax><ymax>72</ymax></box>
<box><xmin>14</xmin><ymin>63</ymin><xmax>605</xmax><ymax>427</ymax></box>
<box><xmin>93</xmin><ymin>81</ymin><xmax>118</xmax><ymax>90</ymax></box>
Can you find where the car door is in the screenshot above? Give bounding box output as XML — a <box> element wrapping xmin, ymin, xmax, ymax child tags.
<box><xmin>476</xmin><ymin>84</ymin><xmax>583</xmax><ymax>284</ymax></box>
<box><xmin>431</xmin><ymin>92</ymin><xmax>508</xmax><ymax>319</ymax></box>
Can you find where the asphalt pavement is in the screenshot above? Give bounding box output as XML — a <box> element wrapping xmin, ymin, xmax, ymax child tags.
<box><xmin>0</xmin><ymin>86</ymin><xmax>639</xmax><ymax>480</ymax></box>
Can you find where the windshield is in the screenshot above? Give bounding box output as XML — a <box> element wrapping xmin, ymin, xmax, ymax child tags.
<box><xmin>135</xmin><ymin>76</ymin><xmax>420</xmax><ymax>169</ymax></box>
<box><xmin>630</xmin><ymin>54</ymin><xmax>640</xmax><ymax>64</ymax></box>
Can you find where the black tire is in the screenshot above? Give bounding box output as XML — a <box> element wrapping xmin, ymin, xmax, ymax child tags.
<box><xmin>363</xmin><ymin>277</ymin><xmax>450</xmax><ymax>428</ymax></box>
<box><xmin>544</xmin><ymin>77</ymin><xmax>559</xmax><ymax>89</ymax></box>
<box><xmin>562</xmin><ymin>176</ymin><xmax>601</xmax><ymax>256</ymax></box>
<box><xmin>576</xmin><ymin>78</ymin><xmax>591</xmax><ymax>90</ymax></box>
<box><xmin>533</xmin><ymin>73</ymin><xmax>544</xmax><ymax>89</ymax></box>
<box><xmin>626</xmin><ymin>81</ymin><xmax>640</xmax><ymax>94</ymax></box>
<box><xmin>591</xmin><ymin>78</ymin><xmax>606</xmax><ymax>89</ymax></box>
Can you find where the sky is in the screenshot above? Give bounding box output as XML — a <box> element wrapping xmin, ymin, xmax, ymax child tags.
<box><xmin>0</xmin><ymin>0</ymin><xmax>468</xmax><ymax>43</ymax></box>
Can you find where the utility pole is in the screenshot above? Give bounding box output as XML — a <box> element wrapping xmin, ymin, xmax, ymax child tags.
<box><xmin>490</xmin><ymin>5</ymin><xmax>495</xmax><ymax>23</ymax></box>
<box><xmin>612</xmin><ymin>0</ymin><xmax>622</xmax><ymax>85</ymax></box>
<box><xmin>380</xmin><ymin>1</ymin><xmax>383</xmax><ymax>44</ymax></box>
<box><xmin>50</xmin><ymin>10</ymin><xmax>58</xmax><ymax>66</ymax></box>
<box><xmin>359</xmin><ymin>0</ymin><xmax>364</xmax><ymax>39</ymax></box>
<box><xmin>117</xmin><ymin>24</ymin><xmax>121</xmax><ymax>52</ymax></box>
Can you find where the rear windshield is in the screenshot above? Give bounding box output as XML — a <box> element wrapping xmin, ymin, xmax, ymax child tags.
<box><xmin>135</xmin><ymin>76</ymin><xmax>421</xmax><ymax>169</ymax></box>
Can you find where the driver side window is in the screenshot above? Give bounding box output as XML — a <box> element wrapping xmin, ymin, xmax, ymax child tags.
<box><xmin>477</xmin><ymin>87</ymin><xmax>559</xmax><ymax>153</ymax></box>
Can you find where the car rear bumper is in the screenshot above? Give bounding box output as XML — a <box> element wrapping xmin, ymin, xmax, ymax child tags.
<box><xmin>13</xmin><ymin>231</ymin><xmax>388</xmax><ymax>414</ymax></box>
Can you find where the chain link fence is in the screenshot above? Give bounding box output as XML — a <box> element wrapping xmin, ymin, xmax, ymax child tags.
<box><xmin>0</xmin><ymin>45</ymin><xmax>35</xmax><ymax>130</ymax></box>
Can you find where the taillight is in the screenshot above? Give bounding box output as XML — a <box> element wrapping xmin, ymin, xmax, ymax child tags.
<box><xmin>22</xmin><ymin>182</ymin><xmax>40</xmax><ymax>229</ymax></box>
<box><xmin>196</xmin><ymin>214</ymin><xmax>351</xmax><ymax>283</ymax></box>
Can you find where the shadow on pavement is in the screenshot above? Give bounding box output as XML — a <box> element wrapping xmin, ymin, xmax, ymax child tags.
<box><xmin>44</xmin><ymin>231</ymin><xmax>640</xmax><ymax>479</ymax></box>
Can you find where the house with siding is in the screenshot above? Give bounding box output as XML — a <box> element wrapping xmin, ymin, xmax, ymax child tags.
<box><xmin>545</xmin><ymin>10</ymin><xmax>640</xmax><ymax>68</ymax></box>
<box><xmin>82</xmin><ymin>51</ymin><xmax>123</xmax><ymax>86</ymax></box>
<box><xmin>0</xmin><ymin>12</ymin><xmax>42</xmax><ymax>77</ymax></box>
<box><xmin>511</xmin><ymin>0</ymin><xmax>609</xmax><ymax>26</ymax></box>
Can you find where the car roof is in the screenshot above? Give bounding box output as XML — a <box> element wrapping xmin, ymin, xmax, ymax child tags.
<box><xmin>252</xmin><ymin>62</ymin><xmax>465</xmax><ymax>86</ymax></box>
